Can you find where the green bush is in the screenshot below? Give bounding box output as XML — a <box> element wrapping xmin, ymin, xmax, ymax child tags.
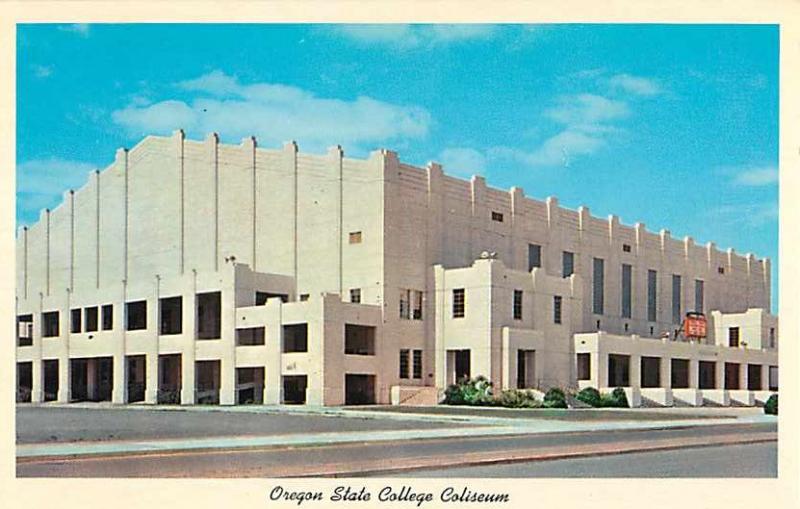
<box><xmin>603</xmin><ymin>387</ymin><xmax>629</xmax><ymax>408</ymax></box>
<box><xmin>543</xmin><ymin>387</ymin><xmax>568</xmax><ymax>408</ymax></box>
<box><xmin>443</xmin><ymin>376</ymin><xmax>494</xmax><ymax>406</ymax></box>
<box><xmin>764</xmin><ymin>394</ymin><xmax>778</xmax><ymax>415</ymax></box>
<box><xmin>497</xmin><ymin>389</ymin><xmax>541</xmax><ymax>408</ymax></box>
<box><xmin>576</xmin><ymin>387</ymin><xmax>603</xmax><ymax>407</ymax></box>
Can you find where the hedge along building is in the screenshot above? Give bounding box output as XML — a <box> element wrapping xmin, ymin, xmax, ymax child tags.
<box><xmin>14</xmin><ymin>131</ymin><xmax>778</xmax><ymax>406</ymax></box>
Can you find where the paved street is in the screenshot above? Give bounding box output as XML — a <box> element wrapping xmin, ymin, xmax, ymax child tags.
<box><xmin>16</xmin><ymin>405</ymin><xmax>776</xmax><ymax>478</ymax></box>
<box><xmin>387</xmin><ymin>442</ymin><xmax>777</xmax><ymax>477</ymax></box>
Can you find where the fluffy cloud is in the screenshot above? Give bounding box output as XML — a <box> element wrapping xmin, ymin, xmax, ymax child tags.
<box><xmin>438</xmin><ymin>147</ymin><xmax>487</xmax><ymax>177</ymax></box>
<box><xmin>112</xmin><ymin>71</ymin><xmax>431</xmax><ymax>153</ymax></box>
<box><xmin>328</xmin><ymin>24</ymin><xmax>495</xmax><ymax>49</ymax></box>
<box><xmin>58</xmin><ymin>24</ymin><xmax>90</xmax><ymax>37</ymax></box>
<box><xmin>732</xmin><ymin>166</ymin><xmax>779</xmax><ymax>186</ymax></box>
<box><xmin>17</xmin><ymin>158</ymin><xmax>97</xmax><ymax>224</ymax></box>
<box><xmin>608</xmin><ymin>73</ymin><xmax>661</xmax><ymax>96</ymax></box>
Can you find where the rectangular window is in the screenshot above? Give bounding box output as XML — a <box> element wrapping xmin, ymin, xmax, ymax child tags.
<box><xmin>236</xmin><ymin>327</ymin><xmax>265</xmax><ymax>346</ymax></box>
<box><xmin>255</xmin><ymin>292</ymin><xmax>288</xmax><ymax>305</ymax></box>
<box><xmin>452</xmin><ymin>288</ymin><xmax>465</xmax><ymax>318</ymax></box>
<box><xmin>577</xmin><ymin>353</ymin><xmax>591</xmax><ymax>380</ymax></box>
<box><xmin>348</xmin><ymin>231</ymin><xmax>362</xmax><ymax>244</ymax></box>
<box><xmin>413</xmin><ymin>349</ymin><xmax>423</xmax><ymax>379</ymax></box>
<box><xmin>769</xmin><ymin>366</ymin><xmax>778</xmax><ymax>391</ymax></box>
<box><xmin>85</xmin><ymin>306</ymin><xmax>98</xmax><ymax>332</ymax></box>
<box><xmin>528</xmin><ymin>244</ymin><xmax>542</xmax><ymax>271</ymax></box>
<box><xmin>491</xmin><ymin>211</ymin><xmax>504</xmax><ymax>222</ymax></box>
<box><xmin>283</xmin><ymin>324</ymin><xmax>308</xmax><ymax>353</ymax></box>
<box><xmin>621</xmin><ymin>264</ymin><xmax>632</xmax><ymax>319</ymax></box>
<box><xmin>299</xmin><ymin>294</ymin><xmax>309</xmax><ymax>302</ymax></box>
<box><xmin>554</xmin><ymin>295</ymin><xmax>563</xmax><ymax>324</ymax></box>
<box><xmin>647</xmin><ymin>270</ymin><xmax>657</xmax><ymax>322</ymax></box>
<box><xmin>399</xmin><ymin>289</ymin><xmax>410</xmax><ymax>319</ymax></box>
<box><xmin>718</xmin><ymin>266</ymin><xmax>725</xmax><ymax>275</ymax></box>
<box><xmin>694</xmin><ymin>279</ymin><xmax>704</xmax><ymax>313</ymax></box>
<box><xmin>349</xmin><ymin>288</ymin><xmax>361</xmax><ymax>304</ymax></box>
<box><xmin>412</xmin><ymin>290</ymin><xmax>423</xmax><ymax>320</ymax></box>
<box><xmin>672</xmin><ymin>275</ymin><xmax>682</xmax><ymax>324</ymax></box>
<box><xmin>70</xmin><ymin>308</ymin><xmax>82</xmax><ymax>334</ymax></box>
<box><xmin>159</xmin><ymin>296</ymin><xmax>182</xmax><ymax>335</ymax></box>
<box><xmin>42</xmin><ymin>311</ymin><xmax>59</xmax><ymax>338</ymax></box>
<box><xmin>399</xmin><ymin>349</ymin><xmax>410</xmax><ymax>379</ymax></box>
<box><xmin>622</xmin><ymin>243</ymin><xmax>631</xmax><ymax>253</ymax></box>
<box><xmin>344</xmin><ymin>324</ymin><xmax>375</xmax><ymax>355</ymax></box>
<box><xmin>126</xmin><ymin>301</ymin><xmax>147</xmax><ymax>331</ymax></box>
<box><xmin>592</xmin><ymin>257</ymin><xmax>604</xmax><ymax>315</ymax></box>
<box><xmin>562</xmin><ymin>251</ymin><xmax>574</xmax><ymax>278</ymax></box>
<box><xmin>17</xmin><ymin>314</ymin><xmax>33</xmax><ymax>346</ymax></box>
<box><xmin>513</xmin><ymin>290</ymin><xmax>523</xmax><ymax>320</ymax></box>
<box><xmin>769</xmin><ymin>327</ymin><xmax>776</xmax><ymax>348</ymax></box>
<box><xmin>728</xmin><ymin>327</ymin><xmax>740</xmax><ymax>347</ymax></box>
<box><xmin>196</xmin><ymin>292</ymin><xmax>221</xmax><ymax>339</ymax></box>
<box><xmin>101</xmin><ymin>304</ymin><xmax>113</xmax><ymax>330</ymax></box>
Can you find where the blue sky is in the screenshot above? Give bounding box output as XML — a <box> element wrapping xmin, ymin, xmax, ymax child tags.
<box><xmin>17</xmin><ymin>23</ymin><xmax>778</xmax><ymax>310</ymax></box>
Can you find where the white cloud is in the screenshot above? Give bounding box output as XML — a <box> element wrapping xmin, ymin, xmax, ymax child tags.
<box><xmin>608</xmin><ymin>73</ymin><xmax>661</xmax><ymax>96</ymax></box>
<box><xmin>733</xmin><ymin>166</ymin><xmax>778</xmax><ymax>186</ymax></box>
<box><xmin>17</xmin><ymin>158</ymin><xmax>98</xmax><ymax>223</ymax></box>
<box><xmin>713</xmin><ymin>202</ymin><xmax>778</xmax><ymax>227</ymax></box>
<box><xmin>32</xmin><ymin>64</ymin><xmax>52</xmax><ymax>78</ymax></box>
<box><xmin>58</xmin><ymin>24</ymin><xmax>90</xmax><ymax>37</ymax></box>
<box><xmin>328</xmin><ymin>24</ymin><xmax>495</xmax><ymax>49</ymax></box>
<box><xmin>112</xmin><ymin>71</ymin><xmax>431</xmax><ymax>153</ymax></box>
<box><xmin>544</xmin><ymin>93</ymin><xmax>629</xmax><ymax>127</ymax></box>
<box><xmin>438</xmin><ymin>147</ymin><xmax>486</xmax><ymax>177</ymax></box>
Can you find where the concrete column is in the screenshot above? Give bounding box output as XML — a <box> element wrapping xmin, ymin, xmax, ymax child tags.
<box><xmin>87</xmin><ymin>359</ymin><xmax>97</xmax><ymax>400</ymax></box>
<box><xmin>57</xmin><ymin>355</ymin><xmax>71</xmax><ymax>403</ymax></box>
<box><xmin>145</xmin><ymin>352</ymin><xmax>158</xmax><ymax>403</ymax></box>
<box><xmin>660</xmin><ymin>356</ymin><xmax>672</xmax><ymax>388</ymax></box>
<box><xmin>594</xmin><ymin>351</ymin><xmax>607</xmax><ymax>388</ymax></box>
<box><xmin>264</xmin><ymin>300</ymin><xmax>282</xmax><ymax>405</ymax></box>
<box><xmin>433</xmin><ymin>266</ymin><xmax>447</xmax><ymax>390</ymax></box>
<box><xmin>181</xmin><ymin>284</ymin><xmax>197</xmax><ymax>404</ymax></box>
<box><xmin>31</xmin><ymin>359</ymin><xmax>44</xmax><ymax>403</ymax></box>
<box><xmin>763</xmin><ymin>364</ymin><xmax>771</xmax><ymax>391</ymax></box>
<box><xmin>715</xmin><ymin>361</ymin><xmax>725</xmax><ymax>390</ymax></box>
<box><xmin>112</xmin><ymin>354</ymin><xmax>126</xmax><ymax>404</ymax></box>
<box><xmin>739</xmin><ymin>363</ymin><xmax>747</xmax><ymax>391</ymax></box>
<box><xmin>689</xmin><ymin>359</ymin><xmax>699</xmax><ymax>388</ymax></box>
<box><xmin>219</xmin><ymin>281</ymin><xmax>237</xmax><ymax>406</ymax></box>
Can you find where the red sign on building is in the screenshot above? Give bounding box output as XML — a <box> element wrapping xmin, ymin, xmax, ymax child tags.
<box><xmin>684</xmin><ymin>312</ymin><xmax>707</xmax><ymax>338</ymax></box>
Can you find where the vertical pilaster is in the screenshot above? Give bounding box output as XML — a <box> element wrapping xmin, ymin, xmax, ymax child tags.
<box><xmin>660</xmin><ymin>355</ymin><xmax>672</xmax><ymax>389</ymax></box>
<box><xmin>689</xmin><ymin>358</ymin><xmax>699</xmax><ymax>388</ymax></box>
<box><xmin>284</xmin><ymin>141</ymin><xmax>299</xmax><ymax>291</ymax></box>
<box><xmin>470</xmin><ymin>175</ymin><xmax>486</xmax><ymax>261</ymax></box>
<box><xmin>715</xmin><ymin>360</ymin><xmax>725</xmax><ymax>390</ymax></box>
<box><xmin>94</xmin><ymin>170</ymin><xmax>101</xmax><ymax>289</ymax></box>
<box><xmin>329</xmin><ymin>145</ymin><xmax>344</xmax><ymax>296</ymax></box>
<box><xmin>181</xmin><ymin>271</ymin><xmax>198</xmax><ymax>404</ymax></box>
<box><xmin>174</xmin><ymin>130</ymin><xmax>186</xmax><ymax>275</ymax></box>
<box><xmin>57</xmin><ymin>289</ymin><xmax>70</xmax><ymax>403</ymax></box>
<box><xmin>219</xmin><ymin>265</ymin><xmax>236</xmax><ymax>405</ymax></box>
<box><xmin>118</xmin><ymin>148</ymin><xmax>129</xmax><ymax>283</ymax></box>
<box><xmin>206</xmin><ymin>133</ymin><xmax>220</xmax><ymax>272</ymax></box>
<box><xmin>264</xmin><ymin>299</ymin><xmax>283</xmax><ymax>404</ymax></box>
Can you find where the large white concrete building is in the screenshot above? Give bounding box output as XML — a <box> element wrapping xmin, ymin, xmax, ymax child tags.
<box><xmin>15</xmin><ymin>131</ymin><xmax>778</xmax><ymax>407</ymax></box>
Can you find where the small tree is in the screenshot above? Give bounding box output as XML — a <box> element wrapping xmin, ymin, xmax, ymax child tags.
<box><xmin>764</xmin><ymin>394</ymin><xmax>778</xmax><ymax>415</ymax></box>
<box><xmin>576</xmin><ymin>387</ymin><xmax>603</xmax><ymax>407</ymax></box>
<box><xmin>603</xmin><ymin>387</ymin><xmax>629</xmax><ymax>408</ymax></box>
<box><xmin>543</xmin><ymin>387</ymin><xmax>568</xmax><ymax>408</ymax></box>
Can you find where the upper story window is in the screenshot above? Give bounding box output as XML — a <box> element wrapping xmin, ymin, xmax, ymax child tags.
<box><xmin>283</xmin><ymin>323</ymin><xmax>308</xmax><ymax>353</ymax></box>
<box><xmin>102</xmin><ymin>304</ymin><xmax>113</xmax><ymax>330</ymax></box>
<box><xmin>452</xmin><ymin>288</ymin><xmax>465</xmax><ymax>318</ymax></box>
<box><xmin>728</xmin><ymin>326</ymin><xmax>740</xmax><ymax>347</ymax></box>
<box><xmin>718</xmin><ymin>266</ymin><xmax>725</xmax><ymax>275</ymax></box>
<box><xmin>694</xmin><ymin>279</ymin><xmax>704</xmax><ymax>313</ymax></box>
<box><xmin>42</xmin><ymin>311</ymin><xmax>59</xmax><ymax>338</ymax></box>
<box><xmin>592</xmin><ymin>258</ymin><xmax>604</xmax><ymax>315</ymax></box>
<box><xmin>350</xmin><ymin>288</ymin><xmax>361</xmax><ymax>304</ymax></box>
<box><xmin>647</xmin><ymin>269</ymin><xmax>657</xmax><ymax>322</ymax></box>
<box><xmin>71</xmin><ymin>308</ymin><xmax>82</xmax><ymax>334</ymax></box>
<box><xmin>85</xmin><ymin>306</ymin><xmax>99</xmax><ymax>333</ymax></box>
<box><xmin>413</xmin><ymin>349</ymin><xmax>423</xmax><ymax>379</ymax></box>
<box><xmin>491</xmin><ymin>211</ymin><xmax>504</xmax><ymax>222</ymax></box>
<box><xmin>671</xmin><ymin>274</ymin><xmax>682</xmax><ymax>324</ymax></box>
<box><xmin>126</xmin><ymin>301</ymin><xmax>147</xmax><ymax>331</ymax></box>
<box><xmin>256</xmin><ymin>292</ymin><xmax>288</xmax><ymax>305</ymax></box>
<box><xmin>159</xmin><ymin>296</ymin><xmax>182</xmax><ymax>335</ymax></box>
<box><xmin>196</xmin><ymin>292</ymin><xmax>221</xmax><ymax>340</ymax></box>
<box><xmin>769</xmin><ymin>327</ymin><xmax>776</xmax><ymax>348</ymax></box>
<box><xmin>528</xmin><ymin>244</ymin><xmax>542</xmax><ymax>271</ymax></box>
<box><xmin>621</xmin><ymin>264</ymin><xmax>632</xmax><ymax>319</ymax></box>
<box><xmin>344</xmin><ymin>324</ymin><xmax>375</xmax><ymax>355</ymax></box>
<box><xmin>400</xmin><ymin>289</ymin><xmax>423</xmax><ymax>320</ymax></box>
<box><xmin>348</xmin><ymin>231</ymin><xmax>362</xmax><ymax>244</ymax></box>
<box><xmin>513</xmin><ymin>290</ymin><xmax>523</xmax><ymax>320</ymax></box>
<box><xmin>562</xmin><ymin>251</ymin><xmax>574</xmax><ymax>278</ymax></box>
<box><xmin>622</xmin><ymin>243</ymin><xmax>632</xmax><ymax>253</ymax></box>
<box><xmin>17</xmin><ymin>314</ymin><xmax>33</xmax><ymax>346</ymax></box>
<box><xmin>553</xmin><ymin>295</ymin><xmax>563</xmax><ymax>325</ymax></box>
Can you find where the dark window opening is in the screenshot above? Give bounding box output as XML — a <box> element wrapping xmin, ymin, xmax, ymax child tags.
<box><xmin>412</xmin><ymin>290</ymin><xmax>423</xmax><ymax>320</ymax></box>
<box><xmin>577</xmin><ymin>353</ymin><xmax>591</xmax><ymax>380</ymax></box>
<box><xmin>640</xmin><ymin>357</ymin><xmax>661</xmax><ymax>388</ymax></box>
<box><xmin>157</xmin><ymin>354</ymin><xmax>182</xmax><ymax>404</ymax></box>
<box><xmin>350</xmin><ymin>288</ymin><xmax>361</xmax><ymax>304</ymax></box>
<box><xmin>607</xmin><ymin>354</ymin><xmax>630</xmax><ymax>387</ymax></box>
<box><xmin>237</xmin><ymin>367</ymin><xmax>264</xmax><ymax>404</ymax></box>
<box><xmin>195</xmin><ymin>360</ymin><xmax>220</xmax><ymax>405</ymax></box>
<box><xmin>349</xmin><ymin>231</ymin><xmax>362</xmax><ymax>244</ymax></box>
<box><xmin>196</xmin><ymin>291</ymin><xmax>221</xmax><ymax>339</ymax></box>
<box><xmin>694</xmin><ymin>279</ymin><xmax>704</xmax><ymax>313</ymax></box>
<box><xmin>413</xmin><ymin>349</ymin><xmax>423</xmax><ymax>379</ymax></box>
<box><xmin>42</xmin><ymin>311</ymin><xmax>60</xmax><ymax>338</ymax></box>
<box><xmin>299</xmin><ymin>294</ymin><xmax>309</xmax><ymax>302</ymax></box>
<box><xmin>159</xmin><ymin>296</ymin><xmax>182</xmax><ymax>335</ymax></box>
<box><xmin>718</xmin><ymin>266</ymin><xmax>725</xmax><ymax>275</ymax></box>
<box><xmin>621</xmin><ymin>263</ymin><xmax>632</xmax><ymax>319</ymax></box>
<box><xmin>17</xmin><ymin>314</ymin><xmax>33</xmax><ymax>347</ymax></box>
<box><xmin>102</xmin><ymin>304</ymin><xmax>113</xmax><ymax>330</ymax></box>
<box><xmin>283</xmin><ymin>375</ymin><xmax>307</xmax><ymax>404</ymax></box>
<box><xmin>724</xmin><ymin>363</ymin><xmax>740</xmax><ymax>390</ymax></box>
<box><xmin>399</xmin><ymin>349</ymin><xmax>410</xmax><ymax>379</ymax></box>
<box><xmin>768</xmin><ymin>366</ymin><xmax>778</xmax><ymax>391</ymax></box>
<box><xmin>236</xmin><ymin>327</ymin><xmax>265</xmax><ymax>346</ymax></box>
<box><xmin>17</xmin><ymin>362</ymin><xmax>33</xmax><ymax>402</ymax></box>
<box><xmin>747</xmin><ymin>364</ymin><xmax>763</xmax><ymax>391</ymax></box>
<box><xmin>671</xmin><ymin>359</ymin><xmax>690</xmax><ymax>388</ymax></box>
<box><xmin>698</xmin><ymin>361</ymin><xmax>716</xmax><ymax>389</ymax></box>
<box><xmin>345</xmin><ymin>374</ymin><xmax>375</xmax><ymax>405</ymax></box>
<box><xmin>562</xmin><ymin>251</ymin><xmax>574</xmax><ymax>278</ymax></box>
<box><xmin>622</xmin><ymin>243</ymin><xmax>631</xmax><ymax>252</ymax></box>
<box><xmin>491</xmin><ymin>211</ymin><xmax>504</xmax><ymax>222</ymax></box>
<box><xmin>71</xmin><ymin>308</ymin><xmax>82</xmax><ymax>334</ymax></box>
<box><xmin>452</xmin><ymin>288</ymin><xmax>465</xmax><ymax>318</ymax></box>
<box><xmin>85</xmin><ymin>307</ymin><xmax>98</xmax><ymax>332</ymax></box>
<box><xmin>283</xmin><ymin>323</ymin><xmax>308</xmax><ymax>353</ymax></box>
<box><xmin>256</xmin><ymin>291</ymin><xmax>288</xmax><ymax>305</ymax></box>
<box><xmin>554</xmin><ymin>295</ymin><xmax>563</xmax><ymax>324</ymax></box>
<box><xmin>126</xmin><ymin>355</ymin><xmax>146</xmax><ymax>403</ymax></box>
<box><xmin>672</xmin><ymin>274</ymin><xmax>682</xmax><ymax>324</ymax></box>
<box><xmin>647</xmin><ymin>269</ymin><xmax>658</xmax><ymax>322</ymax></box>
<box><xmin>126</xmin><ymin>301</ymin><xmax>147</xmax><ymax>331</ymax></box>
<box><xmin>345</xmin><ymin>324</ymin><xmax>375</xmax><ymax>355</ymax></box>
<box><xmin>528</xmin><ymin>244</ymin><xmax>542</xmax><ymax>271</ymax></box>
<box><xmin>513</xmin><ymin>290</ymin><xmax>523</xmax><ymax>320</ymax></box>
<box><xmin>728</xmin><ymin>327</ymin><xmax>740</xmax><ymax>347</ymax></box>
<box><xmin>593</xmin><ymin>257</ymin><xmax>604</xmax><ymax>315</ymax></box>
<box><xmin>43</xmin><ymin>359</ymin><xmax>59</xmax><ymax>401</ymax></box>
<box><xmin>454</xmin><ymin>349</ymin><xmax>471</xmax><ymax>382</ymax></box>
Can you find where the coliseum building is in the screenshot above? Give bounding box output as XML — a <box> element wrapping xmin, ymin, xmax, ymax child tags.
<box><xmin>15</xmin><ymin>131</ymin><xmax>779</xmax><ymax>407</ymax></box>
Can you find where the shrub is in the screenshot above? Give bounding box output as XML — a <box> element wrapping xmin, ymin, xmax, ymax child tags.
<box><xmin>764</xmin><ymin>394</ymin><xmax>778</xmax><ymax>415</ymax></box>
<box><xmin>603</xmin><ymin>387</ymin><xmax>629</xmax><ymax>408</ymax></box>
<box><xmin>543</xmin><ymin>387</ymin><xmax>567</xmax><ymax>408</ymax></box>
<box><xmin>497</xmin><ymin>389</ymin><xmax>541</xmax><ymax>408</ymax></box>
<box><xmin>576</xmin><ymin>387</ymin><xmax>603</xmax><ymax>407</ymax></box>
<box><xmin>443</xmin><ymin>376</ymin><xmax>494</xmax><ymax>406</ymax></box>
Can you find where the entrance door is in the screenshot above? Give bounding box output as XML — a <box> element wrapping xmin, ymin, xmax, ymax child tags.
<box><xmin>345</xmin><ymin>374</ymin><xmax>376</xmax><ymax>405</ymax></box>
<box><xmin>282</xmin><ymin>375</ymin><xmax>307</xmax><ymax>404</ymax></box>
<box><xmin>517</xmin><ymin>350</ymin><xmax>535</xmax><ymax>389</ymax></box>
<box><xmin>454</xmin><ymin>350</ymin><xmax>471</xmax><ymax>382</ymax></box>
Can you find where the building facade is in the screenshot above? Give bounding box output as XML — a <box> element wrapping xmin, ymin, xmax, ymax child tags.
<box><xmin>15</xmin><ymin>131</ymin><xmax>778</xmax><ymax>406</ymax></box>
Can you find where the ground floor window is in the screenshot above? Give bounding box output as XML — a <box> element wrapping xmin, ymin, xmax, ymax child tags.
<box><xmin>724</xmin><ymin>362</ymin><xmax>740</xmax><ymax>390</ymax></box>
<box><xmin>236</xmin><ymin>367</ymin><xmax>264</xmax><ymax>405</ymax></box>
<box><xmin>747</xmin><ymin>364</ymin><xmax>763</xmax><ymax>391</ymax></box>
<box><xmin>17</xmin><ymin>362</ymin><xmax>32</xmax><ymax>402</ymax></box>
<box><xmin>671</xmin><ymin>358</ymin><xmax>689</xmax><ymax>389</ymax></box>
<box><xmin>43</xmin><ymin>359</ymin><xmax>59</xmax><ymax>401</ymax></box>
<box><xmin>640</xmin><ymin>356</ymin><xmax>661</xmax><ymax>388</ymax></box>
<box><xmin>195</xmin><ymin>360</ymin><xmax>221</xmax><ymax>405</ymax></box>
<box><xmin>698</xmin><ymin>361</ymin><xmax>716</xmax><ymax>389</ymax></box>
<box><xmin>769</xmin><ymin>366</ymin><xmax>778</xmax><ymax>391</ymax></box>
<box><xmin>577</xmin><ymin>353</ymin><xmax>591</xmax><ymax>380</ymax></box>
<box><xmin>158</xmin><ymin>354</ymin><xmax>182</xmax><ymax>404</ymax></box>
<box><xmin>607</xmin><ymin>354</ymin><xmax>630</xmax><ymax>387</ymax></box>
<box><xmin>283</xmin><ymin>375</ymin><xmax>307</xmax><ymax>404</ymax></box>
<box><xmin>345</xmin><ymin>374</ymin><xmax>376</xmax><ymax>405</ymax></box>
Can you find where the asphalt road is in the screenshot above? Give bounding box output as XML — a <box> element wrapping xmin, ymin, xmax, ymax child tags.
<box><xmin>387</xmin><ymin>442</ymin><xmax>777</xmax><ymax>477</ymax></box>
<box><xmin>17</xmin><ymin>421</ymin><xmax>775</xmax><ymax>478</ymax></box>
<box><xmin>16</xmin><ymin>406</ymin><xmax>456</xmax><ymax>444</ymax></box>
